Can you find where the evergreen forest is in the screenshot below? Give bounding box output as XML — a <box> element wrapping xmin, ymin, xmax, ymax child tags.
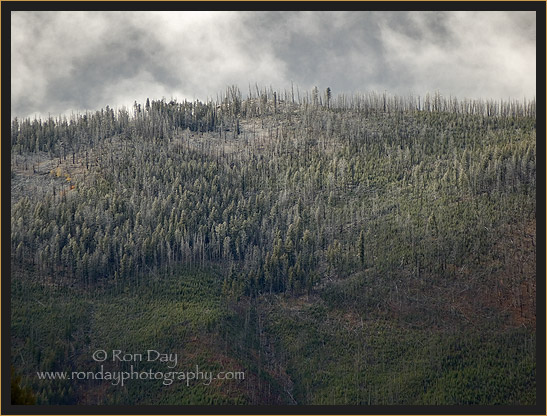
<box><xmin>9</xmin><ymin>86</ymin><xmax>536</xmax><ymax>405</ymax></box>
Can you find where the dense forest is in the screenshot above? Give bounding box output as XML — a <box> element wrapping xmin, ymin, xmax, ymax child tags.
<box><xmin>10</xmin><ymin>86</ymin><xmax>536</xmax><ymax>405</ymax></box>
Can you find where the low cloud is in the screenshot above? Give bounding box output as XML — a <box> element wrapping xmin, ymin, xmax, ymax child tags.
<box><xmin>11</xmin><ymin>10</ymin><xmax>536</xmax><ymax>119</ymax></box>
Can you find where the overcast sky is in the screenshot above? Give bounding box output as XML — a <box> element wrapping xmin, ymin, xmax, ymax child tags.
<box><xmin>11</xmin><ymin>10</ymin><xmax>536</xmax><ymax>120</ymax></box>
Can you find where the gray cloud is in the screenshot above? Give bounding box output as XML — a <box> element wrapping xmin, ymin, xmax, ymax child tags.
<box><xmin>11</xmin><ymin>10</ymin><xmax>536</xmax><ymax>119</ymax></box>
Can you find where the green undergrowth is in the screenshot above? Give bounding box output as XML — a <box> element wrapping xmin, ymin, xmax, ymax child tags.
<box><xmin>263</xmin><ymin>290</ymin><xmax>536</xmax><ymax>405</ymax></box>
<box><xmin>11</xmin><ymin>266</ymin><xmax>250</xmax><ymax>405</ymax></box>
<box><xmin>10</xmin><ymin>264</ymin><xmax>537</xmax><ymax>406</ymax></box>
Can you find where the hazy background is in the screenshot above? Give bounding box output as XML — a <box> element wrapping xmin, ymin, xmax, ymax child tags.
<box><xmin>11</xmin><ymin>10</ymin><xmax>536</xmax><ymax>120</ymax></box>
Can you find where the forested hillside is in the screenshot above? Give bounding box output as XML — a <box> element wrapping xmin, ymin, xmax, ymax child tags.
<box><xmin>10</xmin><ymin>86</ymin><xmax>536</xmax><ymax>405</ymax></box>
